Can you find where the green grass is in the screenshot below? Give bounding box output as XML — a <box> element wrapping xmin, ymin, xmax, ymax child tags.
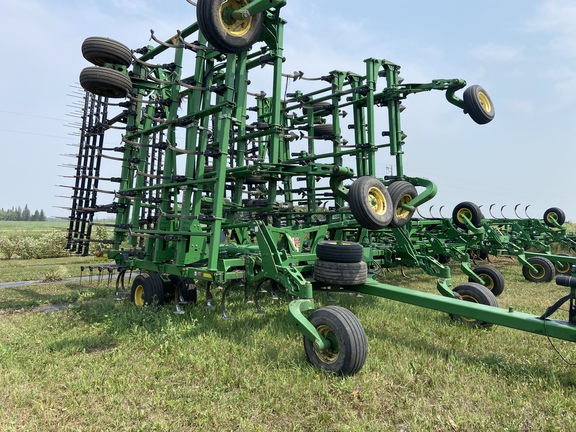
<box><xmin>1</xmin><ymin>257</ymin><xmax>576</xmax><ymax>431</ymax></box>
<box><xmin>0</xmin><ymin>220</ymin><xmax>68</xmax><ymax>238</ymax></box>
<box><xmin>0</xmin><ymin>256</ymin><xmax>107</xmax><ymax>282</ymax></box>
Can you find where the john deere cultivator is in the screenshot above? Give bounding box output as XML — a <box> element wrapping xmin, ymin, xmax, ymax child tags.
<box><xmin>63</xmin><ymin>0</ymin><xmax>576</xmax><ymax>375</ymax></box>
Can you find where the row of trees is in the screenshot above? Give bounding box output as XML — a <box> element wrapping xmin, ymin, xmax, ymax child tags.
<box><xmin>0</xmin><ymin>205</ymin><xmax>46</xmax><ymax>221</ymax></box>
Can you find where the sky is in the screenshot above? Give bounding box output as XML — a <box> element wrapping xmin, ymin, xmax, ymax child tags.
<box><xmin>1</xmin><ymin>0</ymin><xmax>576</xmax><ymax>222</ymax></box>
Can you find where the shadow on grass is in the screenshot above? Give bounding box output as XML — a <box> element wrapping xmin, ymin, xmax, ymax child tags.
<box><xmin>0</xmin><ymin>283</ymin><xmax>111</xmax><ymax>310</ymax></box>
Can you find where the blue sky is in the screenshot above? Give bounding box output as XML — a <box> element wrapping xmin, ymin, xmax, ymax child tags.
<box><xmin>1</xmin><ymin>0</ymin><xmax>576</xmax><ymax>221</ymax></box>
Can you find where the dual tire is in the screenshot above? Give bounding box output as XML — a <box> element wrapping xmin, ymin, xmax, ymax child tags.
<box><xmin>348</xmin><ymin>177</ymin><xmax>417</xmax><ymax>230</ymax></box>
<box><xmin>79</xmin><ymin>36</ymin><xmax>133</xmax><ymax>98</ymax></box>
<box><xmin>308</xmin><ymin>241</ymin><xmax>368</xmax><ymax>375</ymax></box>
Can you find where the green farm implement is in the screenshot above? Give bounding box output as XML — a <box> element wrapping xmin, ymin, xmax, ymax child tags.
<box><xmin>62</xmin><ymin>0</ymin><xmax>576</xmax><ymax>375</ymax></box>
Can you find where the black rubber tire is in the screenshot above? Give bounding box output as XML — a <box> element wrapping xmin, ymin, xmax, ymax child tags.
<box><xmin>522</xmin><ymin>256</ymin><xmax>556</xmax><ymax>283</ymax></box>
<box><xmin>387</xmin><ymin>181</ymin><xmax>417</xmax><ymax>228</ymax></box>
<box><xmin>197</xmin><ymin>0</ymin><xmax>264</xmax><ymax>53</ymax></box>
<box><xmin>543</xmin><ymin>207</ymin><xmax>566</xmax><ymax>227</ymax></box>
<box><xmin>435</xmin><ymin>254</ymin><xmax>451</xmax><ymax>265</ymax></box>
<box><xmin>449</xmin><ymin>282</ymin><xmax>498</xmax><ymax>328</ymax></box>
<box><xmin>130</xmin><ymin>273</ymin><xmax>165</xmax><ymax>306</ymax></box>
<box><xmin>554</xmin><ymin>254</ymin><xmax>572</xmax><ymax>275</ymax></box>
<box><xmin>313</xmin><ymin>124</ymin><xmax>335</xmax><ymax>139</ymax></box>
<box><xmin>316</xmin><ymin>241</ymin><xmax>364</xmax><ymax>263</ymax></box>
<box><xmin>348</xmin><ymin>176</ymin><xmax>393</xmax><ymax>230</ymax></box>
<box><xmin>82</xmin><ymin>36</ymin><xmax>132</xmax><ymax>67</ymax></box>
<box><xmin>303</xmin><ymin>306</ymin><xmax>368</xmax><ymax>376</ymax></box>
<box><xmin>469</xmin><ymin>265</ymin><xmax>505</xmax><ymax>296</ymax></box>
<box><xmin>79</xmin><ymin>66</ymin><xmax>132</xmax><ymax>98</ymax></box>
<box><xmin>314</xmin><ymin>260</ymin><xmax>367</xmax><ymax>286</ymax></box>
<box><xmin>168</xmin><ymin>275</ymin><xmax>198</xmax><ymax>303</ymax></box>
<box><xmin>463</xmin><ymin>85</ymin><xmax>495</xmax><ymax>125</ymax></box>
<box><xmin>469</xmin><ymin>249</ymin><xmax>489</xmax><ymax>261</ymax></box>
<box><xmin>452</xmin><ymin>201</ymin><xmax>483</xmax><ymax>230</ymax></box>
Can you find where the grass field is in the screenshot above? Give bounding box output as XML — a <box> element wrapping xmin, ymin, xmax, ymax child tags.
<box><xmin>1</xmin><ymin>250</ymin><xmax>576</xmax><ymax>431</ymax></box>
<box><xmin>0</xmin><ymin>220</ymin><xmax>70</xmax><ymax>238</ymax></box>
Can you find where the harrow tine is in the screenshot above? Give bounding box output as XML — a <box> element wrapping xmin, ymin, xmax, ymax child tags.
<box><xmin>525</xmin><ymin>205</ymin><xmax>532</xmax><ymax>218</ymax></box>
<box><xmin>514</xmin><ymin>203</ymin><xmax>522</xmax><ymax>219</ymax></box>
<box><xmin>438</xmin><ymin>205</ymin><xmax>445</xmax><ymax>219</ymax></box>
<box><xmin>220</xmin><ymin>285</ymin><xmax>233</xmax><ymax>320</ymax></box>
<box><xmin>205</xmin><ymin>282</ymin><xmax>215</xmax><ymax>311</ymax></box>
<box><xmin>500</xmin><ymin>205</ymin><xmax>507</xmax><ymax>219</ymax></box>
<box><xmin>489</xmin><ymin>203</ymin><xmax>496</xmax><ymax>218</ymax></box>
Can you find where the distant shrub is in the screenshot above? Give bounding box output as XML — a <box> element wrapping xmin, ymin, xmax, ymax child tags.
<box><xmin>0</xmin><ymin>236</ymin><xmax>17</xmax><ymax>259</ymax></box>
<box><xmin>0</xmin><ymin>230</ymin><xmax>69</xmax><ymax>260</ymax></box>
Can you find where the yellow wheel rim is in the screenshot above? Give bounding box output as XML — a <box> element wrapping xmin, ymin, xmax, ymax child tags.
<box><xmin>314</xmin><ymin>325</ymin><xmax>339</xmax><ymax>364</ymax></box>
<box><xmin>546</xmin><ymin>212</ymin><xmax>558</xmax><ymax>224</ymax></box>
<box><xmin>479</xmin><ymin>275</ymin><xmax>494</xmax><ymax>290</ymax></box>
<box><xmin>459</xmin><ymin>294</ymin><xmax>479</xmax><ymax>322</ymax></box>
<box><xmin>134</xmin><ymin>284</ymin><xmax>145</xmax><ymax>307</ymax></box>
<box><xmin>367</xmin><ymin>186</ymin><xmax>387</xmax><ymax>215</ymax></box>
<box><xmin>477</xmin><ymin>91</ymin><xmax>492</xmax><ymax>113</ymax></box>
<box><xmin>457</xmin><ymin>208</ymin><xmax>472</xmax><ymax>224</ymax></box>
<box><xmin>219</xmin><ymin>0</ymin><xmax>252</xmax><ymax>38</ymax></box>
<box><xmin>395</xmin><ymin>194</ymin><xmax>412</xmax><ymax>219</ymax></box>
<box><xmin>528</xmin><ymin>265</ymin><xmax>544</xmax><ymax>279</ymax></box>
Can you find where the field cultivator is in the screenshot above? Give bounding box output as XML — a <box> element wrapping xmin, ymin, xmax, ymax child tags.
<box><xmin>446</xmin><ymin>202</ymin><xmax>576</xmax><ymax>283</ymax></box>
<box><xmin>62</xmin><ymin>0</ymin><xmax>576</xmax><ymax>375</ymax></box>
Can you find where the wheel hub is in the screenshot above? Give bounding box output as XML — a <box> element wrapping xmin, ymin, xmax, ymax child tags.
<box><xmin>314</xmin><ymin>325</ymin><xmax>339</xmax><ymax>364</ymax></box>
<box><xmin>220</xmin><ymin>0</ymin><xmax>252</xmax><ymax>37</ymax></box>
<box><xmin>396</xmin><ymin>194</ymin><xmax>412</xmax><ymax>218</ymax></box>
<box><xmin>477</xmin><ymin>91</ymin><xmax>492</xmax><ymax>113</ymax></box>
<box><xmin>457</xmin><ymin>209</ymin><xmax>471</xmax><ymax>224</ymax></box>
<box><xmin>367</xmin><ymin>186</ymin><xmax>387</xmax><ymax>215</ymax></box>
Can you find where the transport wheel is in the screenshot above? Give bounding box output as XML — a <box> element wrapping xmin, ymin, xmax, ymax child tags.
<box><xmin>469</xmin><ymin>265</ymin><xmax>505</xmax><ymax>296</ymax></box>
<box><xmin>452</xmin><ymin>201</ymin><xmax>483</xmax><ymax>230</ymax></box>
<box><xmin>196</xmin><ymin>0</ymin><xmax>264</xmax><ymax>53</ymax></box>
<box><xmin>434</xmin><ymin>254</ymin><xmax>451</xmax><ymax>264</ymax></box>
<box><xmin>463</xmin><ymin>85</ymin><xmax>495</xmax><ymax>125</ymax></box>
<box><xmin>522</xmin><ymin>256</ymin><xmax>555</xmax><ymax>283</ymax></box>
<box><xmin>303</xmin><ymin>306</ymin><xmax>367</xmax><ymax>376</ymax></box>
<box><xmin>82</xmin><ymin>36</ymin><xmax>132</xmax><ymax>67</ymax></box>
<box><xmin>387</xmin><ymin>181</ymin><xmax>417</xmax><ymax>228</ymax></box>
<box><xmin>169</xmin><ymin>275</ymin><xmax>198</xmax><ymax>303</ymax></box>
<box><xmin>316</xmin><ymin>241</ymin><xmax>364</xmax><ymax>263</ymax></box>
<box><xmin>449</xmin><ymin>282</ymin><xmax>498</xmax><ymax>328</ymax></box>
<box><xmin>469</xmin><ymin>249</ymin><xmax>489</xmax><ymax>261</ymax></box>
<box><xmin>79</xmin><ymin>66</ymin><xmax>132</xmax><ymax>98</ymax></box>
<box><xmin>554</xmin><ymin>254</ymin><xmax>572</xmax><ymax>275</ymax></box>
<box><xmin>348</xmin><ymin>176</ymin><xmax>393</xmax><ymax>230</ymax></box>
<box><xmin>130</xmin><ymin>273</ymin><xmax>165</xmax><ymax>306</ymax></box>
<box><xmin>313</xmin><ymin>260</ymin><xmax>367</xmax><ymax>286</ymax></box>
<box><xmin>543</xmin><ymin>207</ymin><xmax>566</xmax><ymax>227</ymax></box>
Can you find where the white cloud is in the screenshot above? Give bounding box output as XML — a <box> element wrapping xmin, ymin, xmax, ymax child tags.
<box><xmin>526</xmin><ymin>0</ymin><xmax>576</xmax><ymax>56</ymax></box>
<box><xmin>471</xmin><ymin>42</ymin><xmax>524</xmax><ymax>62</ymax></box>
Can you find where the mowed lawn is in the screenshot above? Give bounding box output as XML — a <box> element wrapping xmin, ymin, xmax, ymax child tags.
<box><xmin>1</xmin><ymin>251</ymin><xmax>576</xmax><ymax>431</ymax></box>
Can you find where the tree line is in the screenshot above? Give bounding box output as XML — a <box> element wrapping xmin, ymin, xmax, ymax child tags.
<box><xmin>0</xmin><ymin>205</ymin><xmax>46</xmax><ymax>221</ymax></box>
